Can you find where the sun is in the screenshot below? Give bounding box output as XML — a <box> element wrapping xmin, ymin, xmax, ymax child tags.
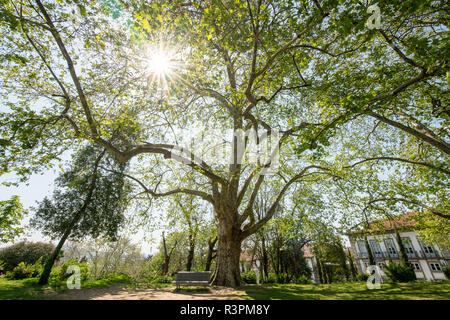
<box><xmin>144</xmin><ymin>44</ymin><xmax>179</xmax><ymax>90</ymax></box>
<box><xmin>147</xmin><ymin>50</ymin><xmax>172</xmax><ymax>76</ymax></box>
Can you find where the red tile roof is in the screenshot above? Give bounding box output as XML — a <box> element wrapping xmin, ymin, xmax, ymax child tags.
<box><xmin>347</xmin><ymin>212</ymin><xmax>420</xmax><ymax>235</ymax></box>
<box><xmin>303</xmin><ymin>244</ymin><xmax>314</xmax><ymax>258</ymax></box>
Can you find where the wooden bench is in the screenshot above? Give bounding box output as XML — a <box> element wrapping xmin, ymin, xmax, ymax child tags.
<box><xmin>172</xmin><ymin>271</ymin><xmax>211</xmax><ymax>289</ymax></box>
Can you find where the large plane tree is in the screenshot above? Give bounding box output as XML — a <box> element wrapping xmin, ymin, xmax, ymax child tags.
<box><xmin>0</xmin><ymin>0</ymin><xmax>446</xmax><ymax>286</ymax></box>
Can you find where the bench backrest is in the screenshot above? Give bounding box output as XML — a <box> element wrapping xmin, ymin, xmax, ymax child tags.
<box><xmin>175</xmin><ymin>271</ymin><xmax>211</xmax><ymax>282</ymax></box>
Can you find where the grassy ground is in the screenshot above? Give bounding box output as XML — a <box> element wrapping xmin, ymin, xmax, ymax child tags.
<box><xmin>1</xmin><ymin>277</ymin><xmax>449</xmax><ymax>300</ymax></box>
<box><xmin>239</xmin><ymin>281</ymin><xmax>450</xmax><ymax>300</ymax></box>
<box><xmin>0</xmin><ymin>275</ymin><xmax>130</xmax><ymax>300</ymax></box>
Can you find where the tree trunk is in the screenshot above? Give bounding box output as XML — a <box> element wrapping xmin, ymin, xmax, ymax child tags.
<box><xmin>347</xmin><ymin>248</ymin><xmax>358</xmax><ymax>279</ymax></box>
<box><xmin>38</xmin><ymin>150</ymin><xmax>104</xmax><ymax>285</ymax></box>
<box><xmin>261</xmin><ymin>233</ymin><xmax>269</xmax><ymax>280</ymax></box>
<box><xmin>205</xmin><ymin>236</ymin><xmax>217</xmax><ymax>271</ymax></box>
<box><xmin>186</xmin><ymin>235</ymin><xmax>195</xmax><ymax>271</ymax></box>
<box><xmin>395</xmin><ymin>228</ymin><xmax>409</xmax><ymax>266</ymax></box>
<box><xmin>210</xmin><ymin>223</ymin><xmax>243</xmax><ymax>287</ymax></box>
<box><xmin>364</xmin><ymin>236</ymin><xmax>376</xmax><ymax>266</ymax></box>
<box><xmin>38</xmin><ymin>224</ymin><xmax>73</xmax><ymax>285</ymax></box>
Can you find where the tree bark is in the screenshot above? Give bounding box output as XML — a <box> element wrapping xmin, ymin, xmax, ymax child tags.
<box><xmin>205</xmin><ymin>236</ymin><xmax>217</xmax><ymax>271</ymax></box>
<box><xmin>162</xmin><ymin>232</ymin><xmax>178</xmax><ymax>275</ymax></box>
<box><xmin>186</xmin><ymin>234</ymin><xmax>195</xmax><ymax>271</ymax></box>
<box><xmin>210</xmin><ymin>221</ymin><xmax>243</xmax><ymax>287</ymax></box>
<box><xmin>395</xmin><ymin>228</ymin><xmax>409</xmax><ymax>266</ymax></box>
<box><xmin>261</xmin><ymin>233</ymin><xmax>269</xmax><ymax>280</ymax></box>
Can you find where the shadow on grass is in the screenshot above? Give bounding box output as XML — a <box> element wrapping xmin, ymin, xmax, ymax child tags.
<box><xmin>174</xmin><ymin>286</ymin><xmax>211</xmax><ymax>293</ymax></box>
<box><xmin>239</xmin><ymin>281</ymin><xmax>450</xmax><ymax>300</ymax></box>
<box><xmin>0</xmin><ymin>276</ymin><xmax>131</xmax><ymax>300</ymax></box>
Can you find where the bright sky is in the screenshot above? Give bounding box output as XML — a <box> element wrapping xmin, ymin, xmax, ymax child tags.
<box><xmin>0</xmin><ymin>168</ymin><xmax>158</xmax><ymax>256</ymax></box>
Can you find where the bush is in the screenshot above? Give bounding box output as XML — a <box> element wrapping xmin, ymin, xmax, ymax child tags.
<box><xmin>263</xmin><ymin>273</ymin><xmax>277</xmax><ymax>284</ymax></box>
<box><xmin>295</xmin><ymin>274</ymin><xmax>312</xmax><ymax>284</ymax></box>
<box><xmin>0</xmin><ymin>259</ymin><xmax>5</xmax><ymax>273</ymax></box>
<box><xmin>59</xmin><ymin>260</ymin><xmax>91</xmax><ymax>282</ymax></box>
<box><xmin>356</xmin><ymin>273</ymin><xmax>369</xmax><ymax>282</ymax></box>
<box><xmin>241</xmin><ymin>270</ymin><xmax>257</xmax><ymax>284</ymax></box>
<box><xmin>0</xmin><ymin>241</ymin><xmax>54</xmax><ymax>272</ymax></box>
<box><xmin>384</xmin><ymin>263</ymin><xmax>416</xmax><ymax>283</ymax></box>
<box><xmin>6</xmin><ymin>261</ymin><xmax>41</xmax><ymax>280</ymax></box>
<box><xmin>276</xmin><ymin>272</ymin><xmax>289</xmax><ymax>284</ymax></box>
<box><xmin>443</xmin><ymin>266</ymin><xmax>450</xmax><ymax>280</ymax></box>
<box><xmin>145</xmin><ymin>274</ymin><xmax>173</xmax><ymax>284</ymax></box>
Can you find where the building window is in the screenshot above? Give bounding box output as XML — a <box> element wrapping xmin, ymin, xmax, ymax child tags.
<box><xmin>384</xmin><ymin>239</ymin><xmax>397</xmax><ymax>256</ymax></box>
<box><xmin>357</xmin><ymin>241</ymin><xmax>367</xmax><ymax>253</ymax></box>
<box><xmin>369</xmin><ymin>240</ymin><xmax>383</xmax><ymax>257</ymax></box>
<box><xmin>377</xmin><ymin>262</ymin><xmax>384</xmax><ymax>270</ymax></box>
<box><xmin>401</xmin><ymin>237</ymin><xmax>414</xmax><ymax>254</ymax></box>
<box><xmin>429</xmin><ymin>263</ymin><xmax>442</xmax><ymax>272</ymax></box>
<box><xmin>421</xmin><ymin>241</ymin><xmax>434</xmax><ymax>254</ymax></box>
<box><xmin>411</xmin><ymin>262</ymin><xmax>421</xmax><ymax>271</ymax></box>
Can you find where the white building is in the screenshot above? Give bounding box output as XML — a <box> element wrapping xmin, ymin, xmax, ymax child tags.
<box><xmin>347</xmin><ymin>213</ymin><xmax>449</xmax><ymax>281</ymax></box>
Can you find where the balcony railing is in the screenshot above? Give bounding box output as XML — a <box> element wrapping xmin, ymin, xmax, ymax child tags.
<box><xmin>354</xmin><ymin>249</ymin><xmax>442</xmax><ymax>260</ymax></box>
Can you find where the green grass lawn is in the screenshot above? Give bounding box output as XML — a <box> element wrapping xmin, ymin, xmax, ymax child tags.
<box><xmin>1</xmin><ymin>277</ymin><xmax>449</xmax><ymax>300</ymax></box>
<box><xmin>0</xmin><ymin>275</ymin><xmax>130</xmax><ymax>300</ymax></box>
<box><xmin>239</xmin><ymin>281</ymin><xmax>450</xmax><ymax>300</ymax></box>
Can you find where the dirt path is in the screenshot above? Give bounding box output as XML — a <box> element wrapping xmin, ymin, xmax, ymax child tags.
<box><xmin>49</xmin><ymin>284</ymin><xmax>245</xmax><ymax>300</ymax></box>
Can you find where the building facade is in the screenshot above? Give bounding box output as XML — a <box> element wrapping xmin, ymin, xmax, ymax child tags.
<box><xmin>347</xmin><ymin>215</ymin><xmax>449</xmax><ymax>281</ymax></box>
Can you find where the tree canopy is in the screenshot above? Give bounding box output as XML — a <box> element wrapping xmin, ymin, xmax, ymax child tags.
<box><xmin>0</xmin><ymin>0</ymin><xmax>448</xmax><ymax>286</ymax></box>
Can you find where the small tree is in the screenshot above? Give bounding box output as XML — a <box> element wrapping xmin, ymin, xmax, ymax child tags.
<box><xmin>31</xmin><ymin>145</ymin><xmax>129</xmax><ymax>285</ymax></box>
<box><xmin>0</xmin><ymin>196</ymin><xmax>28</xmax><ymax>243</ymax></box>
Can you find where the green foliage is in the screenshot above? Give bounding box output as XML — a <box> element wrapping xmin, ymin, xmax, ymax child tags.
<box><xmin>356</xmin><ymin>273</ymin><xmax>369</xmax><ymax>282</ymax></box>
<box><xmin>295</xmin><ymin>274</ymin><xmax>313</xmax><ymax>284</ymax></box>
<box><xmin>31</xmin><ymin>145</ymin><xmax>129</xmax><ymax>241</ymax></box>
<box><xmin>144</xmin><ymin>273</ymin><xmax>174</xmax><ymax>285</ymax></box>
<box><xmin>0</xmin><ymin>196</ymin><xmax>28</xmax><ymax>243</ymax></box>
<box><xmin>59</xmin><ymin>260</ymin><xmax>91</xmax><ymax>282</ymax></box>
<box><xmin>6</xmin><ymin>258</ymin><xmax>42</xmax><ymax>280</ymax></box>
<box><xmin>0</xmin><ymin>241</ymin><xmax>54</xmax><ymax>272</ymax></box>
<box><xmin>276</xmin><ymin>272</ymin><xmax>289</xmax><ymax>284</ymax></box>
<box><xmin>443</xmin><ymin>266</ymin><xmax>450</xmax><ymax>281</ymax></box>
<box><xmin>241</xmin><ymin>270</ymin><xmax>257</xmax><ymax>284</ymax></box>
<box><xmin>384</xmin><ymin>263</ymin><xmax>417</xmax><ymax>283</ymax></box>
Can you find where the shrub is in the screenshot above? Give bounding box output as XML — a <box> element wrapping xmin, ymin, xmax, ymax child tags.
<box><xmin>263</xmin><ymin>273</ymin><xmax>277</xmax><ymax>284</ymax></box>
<box><xmin>276</xmin><ymin>272</ymin><xmax>289</xmax><ymax>284</ymax></box>
<box><xmin>384</xmin><ymin>263</ymin><xmax>416</xmax><ymax>283</ymax></box>
<box><xmin>6</xmin><ymin>261</ymin><xmax>41</xmax><ymax>280</ymax></box>
<box><xmin>0</xmin><ymin>259</ymin><xmax>5</xmax><ymax>273</ymax></box>
<box><xmin>145</xmin><ymin>274</ymin><xmax>173</xmax><ymax>284</ymax></box>
<box><xmin>295</xmin><ymin>274</ymin><xmax>312</xmax><ymax>284</ymax></box>
<box><xmin>59</xmin><ymin>260</ymin><xmax>91</xmax><ymax>282</ymax></box>
<box><xmin>241</xmin><ymin>270</ymin><xmax>257</xmax><ymax>284</ymax></box>
<box><xmin>0</xmin><ymin>241</ymin><xmax>54</xmax><ymax>272</ymax></box>
<box><xmin>443</xmin><ymin>266</ymin><xmax>450</xmax><ymax>280</ymax></box>
<box><xmin>356</xmin><ymin>273</ymin><xmax>369</xmax><ymax>282</ymax></box>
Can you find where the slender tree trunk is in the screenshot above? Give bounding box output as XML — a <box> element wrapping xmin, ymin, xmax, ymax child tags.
<box><xmin>210</xmin><ymin>221</ymin><xmax>243</xmax><ymax>287</ymax></box>
<box><xmin>347</xmin><ymin>248</ymin><xmax>358</xmax><ymax>279</ymax></box>
<box><xmin>205</xmin><ymin>236</ymin><xmax>217</xmax><ymax>271</ymax></box>
<box><xmin>364</xmin><ymin>236</ymin><xmax>376</xmax><ymax>266</ymax></box>
<box><xmin>161</xmin><ymin>232</ymin><xmax>177</xmax><ymax>275</ymax></box>
<box><xmin>395</xmin><ymin>228</ymin><xmax>409</xmax><ymax>266</ymax></box>
<box><xmin>186</xmin><ymin>234</ymin><xmax>195</xmax><ymax>271</ymax></box>
<box><xmin>261</xmin><ymin>233</ymin><xmax>269</xmax><ymax>280</ymax></box>
<box><xmin>38</xmin><ymin>221</ymin><xmax>76</xmax><ymax>285</ymax></box>
<box><xmin>38</xmin><ymin>151</ymin><xmax>104</xmax><ymax>285</ymax></box>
